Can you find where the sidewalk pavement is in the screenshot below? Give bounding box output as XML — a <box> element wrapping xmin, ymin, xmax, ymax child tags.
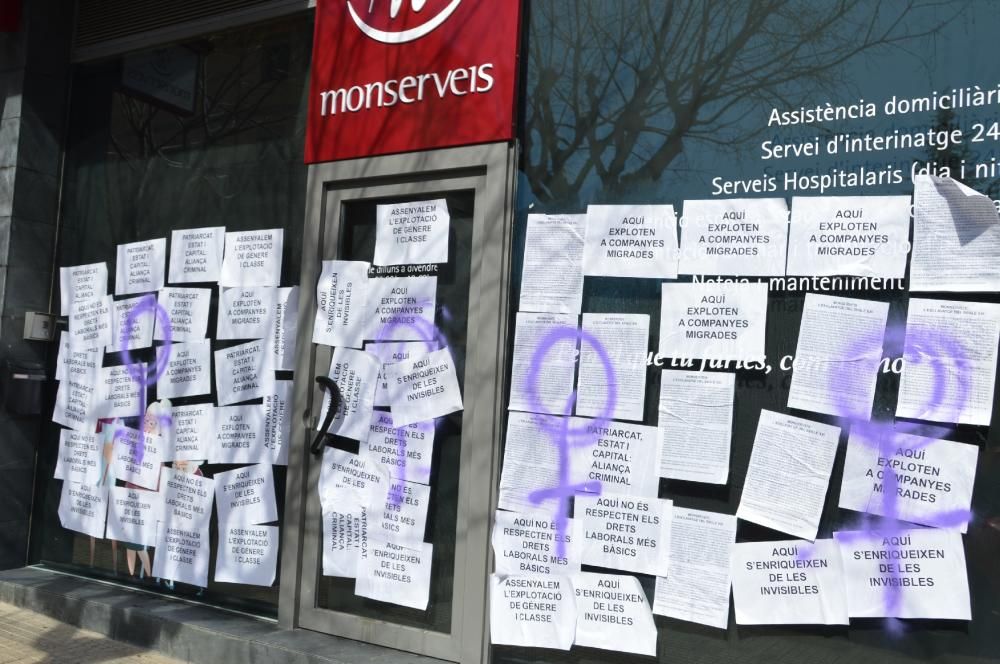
<box><xmin>0</xmin><ymin>601</ymin><xmax>182</xmax><ymax>663</ymax></box>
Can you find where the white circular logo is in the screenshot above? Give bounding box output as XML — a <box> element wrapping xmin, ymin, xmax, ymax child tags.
<box><xmin>347</xmin><ymin>0</ymin><xmax>462</xmax><ymax>44</ymax></box>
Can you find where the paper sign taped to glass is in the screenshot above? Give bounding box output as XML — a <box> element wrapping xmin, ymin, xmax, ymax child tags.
<box><xmin>374</xmin><ymin>199</ymin><xmax>450</xmax><ymax>266</ymax></box>
<box><xmin>659</xmin><ymin>282</ymin><xmax>767</xmax><ymax>362</ymax></box>
<box><xmin>383</xmin><ymin>347</ymin><xmax>463</xmax><ymax>427</ymax></box>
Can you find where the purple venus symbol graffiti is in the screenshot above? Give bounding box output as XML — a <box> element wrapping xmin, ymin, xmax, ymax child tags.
<box><xmin>373</xmin><ymin>298</ymin><xmax>448</xmax><ymax>505</ymax></box>
<box><xmin>118</xmin><ymin>294</ymin><xmax>173</xmax><ymax>463</ymax></box>
<box><xmin>522</xmin><ymin>326</ymin><xmax>617</xmax><ymax>559</ymax></box>
<box><xmin>798</xmin><ymin>318</ymin><xmax>974</xmax><ymax>632</ymax></box>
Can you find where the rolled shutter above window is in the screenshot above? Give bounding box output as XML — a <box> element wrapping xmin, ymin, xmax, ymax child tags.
<box><xmin>74</xmin><ymin>0</ymin><xmax>308</xmax><ymax>60</ymax></box>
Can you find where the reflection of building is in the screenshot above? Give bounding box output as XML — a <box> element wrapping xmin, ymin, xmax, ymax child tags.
<box><xmin>0</xmin><ymin>1</ymin><xmax>996</xmax><ymax>664</ymax></box>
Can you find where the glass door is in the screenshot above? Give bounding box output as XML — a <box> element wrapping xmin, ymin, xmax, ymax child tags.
<box><xmin>280</xmin><ymin>145</ymin><xmax>517</xmax><ymax>663</ymax></box>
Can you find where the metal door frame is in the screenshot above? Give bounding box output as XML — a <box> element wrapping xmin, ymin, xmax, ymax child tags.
<box><xmin>278</xmin><ymin>142</ymin><xmax>517</xmax><ymax>664</ymax></box>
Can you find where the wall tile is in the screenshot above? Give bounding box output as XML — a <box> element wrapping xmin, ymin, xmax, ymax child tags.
<box><xmin>9</xmin><ymin>167</ymin><xmax>56</xmax><ymax>224</ymax></box>
<box><xmin>0</xmin><ymin>519</ymin><xmax>28</xmax><ymax>569</ymax></box>
<box><xmin>0</xmin><ymin>117</ymin><xmax>19</xmax><ymax>168</ymax></box>
<box><xmin>0</xmin><ymin>469</ymin><xmax>34</xmax><ymax>521</ymax></box>
<box><xmin>0</xmin><ymin>32</ymin><xmax>26</xmax><ymax>72</ymax></box>
<box><xmin>3</xmin><ymin>265</ymin><xmax>48</xmax><ymax>313</ymax></box>
<box><xmin>0</xmin><ymin>215</ymin><xmax>11</xmax><ymax>266</ymax></box>
<box><xmin>1</xmin><ymin>70</ymin><xmax>23</xmax><ymax>121</ymax></box>
<box><xmin>8</xmin><ymin>216</ymin><xmax>54</xmax><ymax>273</ymax></box>
<box><xmin>0</xmin><ymin>414</ymin><xmax>41</xmax><ymax>470</ymax></box>
<box><xmin>0</xmin><ymin>166</ymin><xmax>14</xmax><ymax>216</ymax></box>
<box><xmin>18</xmin><ymin>73</ymin><xmax>66</xmax><ymax>176</ymax></box>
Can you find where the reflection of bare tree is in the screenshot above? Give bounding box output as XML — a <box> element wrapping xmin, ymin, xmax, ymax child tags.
<box><xmin>104</xmin><ymin>25</ymin><xmax>309</xmax><ymax>245</ymax></box>
<box><xmin>928</xmin><ymin>108</ymin><xmax>1000</xmax><ymax>196</ymax></box>
<box><xmin>525</xmin><ymin>0</ymin><xmax>957</xmax><ymax>202</ymax></box>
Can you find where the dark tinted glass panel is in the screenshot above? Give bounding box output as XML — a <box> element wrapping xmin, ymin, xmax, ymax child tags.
<box><xmin>314</xmin><ymin>190</ymin><xmax>475</xmax><ymax>633</ymax></box>
<box><xmin>497</xmin><ymin>1</ymin><xmax>1000</xmax><ymax>662</ymax></box>
<box><xmin>30</xmin><ymin>14</ymin><xmax>313</xmax><ymax>617</ymax></box>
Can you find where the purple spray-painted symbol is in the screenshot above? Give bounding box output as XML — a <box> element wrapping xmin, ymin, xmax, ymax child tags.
<box><xmin>118</xmin><ymin>294</ymin><xmax>173</xmax><ymax>464</ymax></box>
<box><xmin>372</xmin><ymin>299</ymin><xmax>448</xmax><ymax>505</ymax></box>
<box><xmin>522</xmin><ymin>325</ymin><xmax>618</xmax><ymax>558</ymax></box>
<box><xmin>797</xmin><ymin>318</ymin><xmax>973</xmax><ymax>632</ymax></box>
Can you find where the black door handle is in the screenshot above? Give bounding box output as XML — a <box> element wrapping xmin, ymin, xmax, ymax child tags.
<box><xmin>310</xmin><ymin>375</ymin><xmax>342</xmax><ymax>455</ymax></box>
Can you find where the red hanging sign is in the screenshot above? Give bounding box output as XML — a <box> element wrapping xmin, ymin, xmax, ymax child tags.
<box><xmin>305</xmin><ymin>0</ymin><xmax>522</xmax><ymax>164</ymax></box>
<box><xmin>0</xmin><ymin>0</ymin><xmax>21</xmax><ymax>32</ymax></box>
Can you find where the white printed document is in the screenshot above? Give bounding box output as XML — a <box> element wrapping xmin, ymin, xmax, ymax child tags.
<box><xmin>835</xmin><ymin>527</ymin><xmax>970</xmax><ymax>619</ymax></box>
<box><xmin>786</xmin><ymin>195</ymin><xmax>910</xmax><ymax>278</ymax></box>
<box><xmin>491</xmin><ymin>509</ymin><xmax>582</xmax><ymax>577</ymax></box>
<box><xmin>572</xmin><ymin>572</ymin><xmax>657</xmax><ymax>656</ymax></box>
<box><xmin>896</xmin><ymin>298</ymin><xmax>1000</xmax><ymax>426</ymax></box>
<box><xmin>214</xmin><ymin>339</ymin><xmax>274</xmax><ymax>406</ymax></box>
<box><xmin>96</xmin><ymin>364</ymin><xmax>144</xmax><ymax>420</ymax></box>
<box><xmin>165</xmin><ymin>404</ymin><xmax>214</xmax><ymax>461</ymax></box>
<box><xmin>736</xmin><ymin>410</ymin><xmax>840</xmax><ymax>540</ymax></box>
<box><xmin>583</xmin><ymin>204</ymin><xmax>678</xmax><ymax>278</ymax></box>
<box><xmin>910</xmin><ymin>174</ymin><xmax>1000</xmax><ymax>291</ymax></box>
<box><xmin>787</xmin><ymin>294</ymin><xmax>889</xmax><ymax>420</ymax></box>
<box><xmin>660</xmin><ymin>282</ymin><xmax>767</xmax><ymax>362</ymax></box>
<box><xmin>53</xmin><ymin>356</ymin><xmax>100</xmax><ymax>431</ymax></box>
<box><xmin>577</xmin><ymin>417</ymin><xmax>660</xmax><ymax>497</ymax></box>
<box><xmin>58</xmin><ymin>481</ymin><xmax>108</xmax><ymax>539</ymax></box>
<box><xmin>317</xmin><ymin>348</ymin><xmax>380</xmax><ymax>441</ymax></box>
<box><xmin>215</xmin><ymin>523</ymin><xmax>278</xmax><ymax>586</ymax></box>
<box><xmin>576</xmin><ymin>313</ymin><xmax>649</xmax><ymax>421</ymax></box>
<box><xmin>313</xmin><ymin>260</ymin><xmax>369</xmax><ymax>348</ymax></box>
<box><xmin>211</xmin><ymin>405</ymin><xmax>267</xmax><ymax>464</ymax></box>
<box><xmin>374</xmin><ymin>199</ymin><xmax>449</xmax><ymax>266</ymax></box>
<box><xmin>111</xmin><ymin>427</ymin><xmax>164</xmax><ymax>491</ymax></box>
<box><xmin>320</xmin><ymin>480</ymin><xmax>371</xmax><ymax>579</ymax></box>
<box><xmin>577</xmin><ymin>493</ymin><xmax>671</xmax><ymax>576</ymax></box>
<box><xmin>218</xmin><ymin>286</ymin><xmax>277</xmax><ymax>340</ymax></box>
<box><xmin>731</xmin><ymin>539</ymin><xmax>849</xmax><ymax>625</ymax></box>
<box><xmin>657</xmin><ymin>370</ymin><xmax>734</xmax><ymax>484</ymax></box>
<box><xmin>154</xmin><ymin>523</ymin><xmax>210</xmax><ymax>587</ymax></box>
<box><xmin>267</xmin><ymin>286</ymin><xmax>299</xmax><ymax>371</ymax></box>
<box><xmin>219</xmin><ymin>229</ymin><xmax>283</xmax><ymax>287</ymax></box>
<box><xmin>497</xmin><ymin>412</ymin><xmax>596</xmax><ymax>513</ymax></box>
<box><xmin>155</xmin><ymin>287</ymin><xmax>211</xmax><ymax>341</ymax></box>
<box><xmin>366</xmin><ymin>340</ymin><xmax>438</xmax><ymax>407</ymax></box>
<box><xmin>159</xmin><ymin>340</ymin><xmax>213</xmax><ymax>400</ymax></box>
<box><xmin>264</xmin><ymin>381</ymin><xmax>292</xmax><ymax>465</ymax></box>
<box><xmin>214</xmin><ymin>464</ymin><xmax>277</xmax><ymax>526</ymax></box>
<box><xmin>159</xmin><ymin>466</ymin><xmax>215</xmax><ymax>531</ymax></box>
<box><xmin>384</xmin><ymin>347</ymin><xmax>463</xmax><ymax>427</ymax></box>
<box><xmin>70</xmin><ymin>295</ymin><xmax>113</xmax><ymax>349</ymax></box>
<box><xmin>368</xmin><ymin>478</ymin><xmax>430</xmax><ymax>550</ymax></box>
<box><xmin>364</xmin><ymin>410</ymin><xmax>434</xmax><ymax>485</ymax></box>
<box><xmin>839</xmin><ymin>429</ymin><xmax>978</xmax><ymax>533</ymax></box>
<box><xmin>508</xmin><ymin>312</ymin><xmax>577</xmax><ymax>415</ymax></box>
<box><xmin>363</xmin><ymin>276</ymin><xmax>436</xmax><ymax>342</ymax></box>
<box><xmin>653</xmin><ymin>507</ymin><xmax>736</xmax><ymax>629</ymax></box>
<box><xmin>519</xmin><ymin>214</ymin><xmax>584</xmax><ymax>314</ymax></box>
<box><xmin>490</xmin><ymin>575</ymin><xmax>576</xmax><ymax>650</ymax></box>
<box><xmin>318</xmin><ymin>448</ymin><xmax>385</xmax><ymax>578</ymax></box>
<box><xmin>108</xmin><ymin>296</ymin><xmax>154</xmax><ymax>352</ymax></box>
<box><xmin>60</xmin><ymin>262</ymin><xmax>107</xmax><ymax>315</ymax></box>
<box><xmin>679</xmin><ymin>198</ymin><xmax>789</xmax><ymax>276</ymax></box>
<box><xmin>115</xmin><ymin>239</ymin><xmax>166</xmax><ymax>294</ymax></box>
<box><xmin>55</xmin><ymin>430</ymin><xmax>102</xmax><ymax>485</ymax></box>
<box><xmin>105</xmin><ymin>486</ymin><xmax>162</xmax><ymax>548</ymax></box>
<box><xmin>168</xmin><ymin>226</ymin><xmax>225</xmax><ymax>283</ymax></box>
<box><xmin>354</xmin><ymin>540</ymin><xmax>433</xmax><ymax>610</ymax></box>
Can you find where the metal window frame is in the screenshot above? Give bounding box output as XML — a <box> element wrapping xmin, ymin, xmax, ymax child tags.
<box><xmin>279</xmin><ymin>142</ymin><xmax>517</xmax><ymax>664</ymax></box>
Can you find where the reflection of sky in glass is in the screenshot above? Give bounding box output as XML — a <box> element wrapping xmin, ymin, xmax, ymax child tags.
<box><xmin>520</xmin><ymin>0</ymin><xmax>1000</xmax><ymax>208</ymax></box>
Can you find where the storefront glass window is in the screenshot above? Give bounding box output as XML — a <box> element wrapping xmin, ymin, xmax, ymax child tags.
<box><xmin>496</xmin><ymin>1</ymin><xmax>1000</xmax><ymax>661</ymax></box>
<box><xmin>30</xmin><ymin>14</ymin><xmax>313</xmax><ymax>617</ymax></box>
